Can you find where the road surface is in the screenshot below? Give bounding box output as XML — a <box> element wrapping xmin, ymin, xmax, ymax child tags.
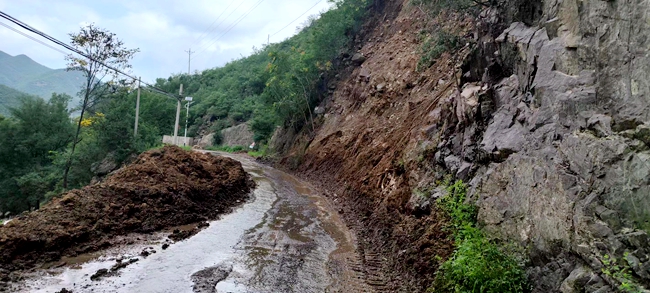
<box><xmin>18</xmin><ymin>152</ymin><xmax>371</xmax><ymax>293</ymax></box>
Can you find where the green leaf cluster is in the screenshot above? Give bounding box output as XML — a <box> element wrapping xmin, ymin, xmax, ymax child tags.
<box><xmin>417</xmin><ymin>30</ymin><xmax>464</xmax><ymax>71</ymax></box>
<box><xmin>601</xmin><ymin>253</ymin><xmax>644</xmax><ymax>293</ymax></box>
<box><xmin>432</xmin><ymin>180</ymin><xmax>529</xmax><ymax>293</ymax></box>
<box><xmin>0</xmin><ymin>94</ymin><xmax>74</xmax><ymax>213</ymax></box>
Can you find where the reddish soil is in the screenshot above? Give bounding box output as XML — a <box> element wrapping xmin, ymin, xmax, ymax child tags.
<box><xmin>275</xmin><ymin>0</ymin><xmax>476</xmax><ymax>291</ymax></box>
<box><xmin>0</xmin><ymin>146</ymin><xmax>253</xmax><ymax>281</ymax></box>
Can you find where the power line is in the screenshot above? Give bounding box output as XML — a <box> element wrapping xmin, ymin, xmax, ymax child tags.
<box><xmin>192</xmin><ymin>0</ymin><xmax>237</xmax><ymax>47</ymax></box>
<box><xmin>192</xmin><ymin>0</ymin><xmax>248</xmax><ymax>54</ymax></box>
<box><xmin>192</xmin><ymin>0</ymin><xmax>265</xmax><ymax>59</ymax></box>
<box><xmin>270</xmin><ymin>0</ymin><xmax>323</xmax><ymax>38</ymax></box>
<box><xmin>0</xmin><ymin>20</ymin><xmax>68</xmax><ymax>55</ymax></box>
<box><xmin>0</xmin><ymin>10</ymin><xmax>180</xmax><ymax>101</ymax></box>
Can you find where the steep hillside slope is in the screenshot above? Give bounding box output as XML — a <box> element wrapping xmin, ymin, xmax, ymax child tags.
<box><xmin>0</xmin><ymin>84</ymin><xmax>31</xmax><ymax>116</ymax></box>
<box><xmin>0</xmin><ymin>51</ymin><xmax>83</xmax><ymax>101</ymax></box>
<box><xmin>0</xmin><ymin>51</ymin><xmax>51</xmax><ymax>86</ymax></box>
<box><xmin>275</xmin><ymin>0</ymin><xmax>650</xmax><ymax>292</ymax></box>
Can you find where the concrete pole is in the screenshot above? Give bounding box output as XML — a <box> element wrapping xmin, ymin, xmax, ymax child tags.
<box><xmin>173</xmin><ymin>84</ymin><xmax>183</xmax><ymax>145</ymax></box>
<box><xmin>184</xmin><ymin>101</ymin><xmax>191</xmax><ymax>146</ymax></box>
<box><xmin>133</xmin><ymin>77</ymin><xmax>141</xmax><ymax>137</ymax></box>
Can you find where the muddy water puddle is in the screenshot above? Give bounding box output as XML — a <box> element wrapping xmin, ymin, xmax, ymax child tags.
<box><xmin>18</xmin><ymin>153</ymin><xmax>366</xmax><ymax>293</ymax></box>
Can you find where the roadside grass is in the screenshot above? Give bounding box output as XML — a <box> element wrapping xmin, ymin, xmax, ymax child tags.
<box><xmin>248</xmin><ymin>145</ymin><xmax>268</xmax><ymax>158</ymax></box>
<box><xmin>430</xmin><ymin>180</ymin><xmax>529</xmax><ymax>293</ymax></box>
<box><xmin>205</xmin><ymin>145</ymin><xmax>246</xmax><ymax>153</ymax></box>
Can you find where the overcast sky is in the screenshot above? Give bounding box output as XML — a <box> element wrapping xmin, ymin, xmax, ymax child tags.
<box><xmin>0</xmin><ymin>0</ymin><xmax>333</xmax><ymax>83</ymax></box>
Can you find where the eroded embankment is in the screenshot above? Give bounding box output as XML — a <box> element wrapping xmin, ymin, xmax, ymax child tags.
<box><xmin>276</xmin><ymin>0</ymin><xmax>650</xmax><ymax>291</ymax></box>
<box><xmin>273</xmin><ymin>1</ymin><xmax>462</xmax><ymax>291</ymax></box>
<box><xmin>0</xmin><ymin>146</ymin><xmax>253</xmax><ymax>283</ymax></box>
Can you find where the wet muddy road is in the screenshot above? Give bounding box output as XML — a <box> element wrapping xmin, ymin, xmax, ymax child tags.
<box><xmin>18</xmin><ymin>153</ymin><xmax>370</xmax><ymax>293</ymax></box>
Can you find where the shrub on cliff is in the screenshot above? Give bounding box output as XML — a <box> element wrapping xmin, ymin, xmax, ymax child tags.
<box><xmin>432</xmin><ymin>181</ymin><xmax>529</xmax><ymax>293</ymax></box>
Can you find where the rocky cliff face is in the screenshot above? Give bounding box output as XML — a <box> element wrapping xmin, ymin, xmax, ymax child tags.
<box><xmin>469</xmin><ymin>0</ymin><xmax>650</xmax><ymax>291</ymax></box>
<box><xmin>275</xmin><ymin>0</ymin><xmax>650</xmax><ymax>291</ymax></box>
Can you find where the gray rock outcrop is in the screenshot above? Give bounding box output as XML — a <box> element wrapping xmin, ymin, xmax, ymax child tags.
<box><xmin>435</xmin><ymin>0</ymin><xmax>650</xmax><ymax>291</ymax></box>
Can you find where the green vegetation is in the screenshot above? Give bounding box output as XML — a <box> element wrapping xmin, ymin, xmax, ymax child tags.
<box><xmin>248</xmin><ymin>146</ymin><xmax>268</xmax><ymax>158</ymax></box>
<box><xmin>206</xmin><ymin>145</ymin><xmax>246</xmax><ymax>153</ymax></box>
<box><xmin>409</xmin><ymin>0</ymin><xmax>487</xmax><ymax>71</ymax></box>
<box><xmin>417</xmin><ymin>30</ymin><xmax>463</xmax><ymax>71</ymax></box>
<box><xmin>431</xmin><ymin>181</ymin><xmax>529</xmax><ymax>293</ymax></box>
<box><xmin>410</xmin><ymin>0</ymin><xmax>484</xmax><ymax>17</ymax></box>
<box><xmin>62</xmin><ymin>23</ymin><xmax>140</xmax><ymax>188</ymax></box>
<box><xmin>0</xmin><ymin>94</ymin><xmax>75</xmax><ymax>212</ymax></box>
<box><xmin>601</xmin><ymin>253</ymin><xmax>643</xmax><ymax>293</ymax></box>
<box><xmin>0</xmin><ymin>84</ymin><xmax>33</xmax><ymax>116</ymax></box>
<box><xmin>154</xmin><ymin>0</ymin><xmax>371</xmax><ymax>144</ymax></box>
<box><xmin>0</xmin><ymin>0</ymin><xmax>374</xmax><ymax>215</ymax></box>
<box><xmin>0</xmin><ymin>50</ymin><xmax>84</xmax><ymax>103</ymax></box>
<box><xmin>0</xmin><ymin>85</ymin><xmax>175</xmax><ymax>214</ymax></box>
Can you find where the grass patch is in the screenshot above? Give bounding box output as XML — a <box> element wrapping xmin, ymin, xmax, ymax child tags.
<box><xmin>417</xmin><ymin>30</ymin><xmax>463</xmax><ymax>71</ymax></box>
<box><xmin>410</xmin><ymin>0</ymin><xmax>483</xmax><ymax>17</ymax></box>
<box><xmin>248</xmin><ymin>145</ymin><xmax>268</xmax><ymax>158</ymax></box>
<box><xmin>205</xmin><ymin>145</ymin><xmax>245</xmax><ymax>153</ymax></box>
<box><xmin>431</xmin><ymin>180</ymin><xmax>529</xmax><ymax>293</ymax></box>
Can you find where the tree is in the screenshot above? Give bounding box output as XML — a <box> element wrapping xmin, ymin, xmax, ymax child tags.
<box><xmin>62</xmin><ymin>24</ymin><xmax>139</xmax><ymax>189</ymax></box>
<box><xmin>0</xmin><ymin>95</ymin><xmax>74</xmax><ymax>213</ymax></box>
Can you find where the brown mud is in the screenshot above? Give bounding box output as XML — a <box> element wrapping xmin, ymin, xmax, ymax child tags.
<box><xmin>272</xmin><ymin>0</ymin><xmax>477</xmax><ymax>291</ymax></box>
<box><xmin>0</xmin><ymin>146</ymin><xmax>253</xmax><ymax>285</ymax></box>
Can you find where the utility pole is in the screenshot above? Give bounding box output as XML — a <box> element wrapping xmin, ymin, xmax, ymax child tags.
<box><xmin>183</xmin><ymin>97</ymin><xmax>193</xmax><ymax>146</ymax></box>
<box><xmin>133</xmin><ymin>77</ymin><xmax>141</xmax><ymax>136</ymax></box>
<box><xmin>267</xmin><ymin>34</ymin><xmax>270</xmax><ymax>46</ymax></box>
<box><xmin>185</xmin><ymin>49</ymin><xmax>194</xmax><ymax>75</ymax></box>
<box><xmin>174</xmin><ymin>84</ymin><xmax>183</xmax><ymax>145</ymax></box>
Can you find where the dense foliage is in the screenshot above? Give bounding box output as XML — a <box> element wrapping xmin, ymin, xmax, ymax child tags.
<box><xmin>0</xmin><ymin>50</ymin><xmax>84</xmax><ymax>104</ymax></box>
<box><xmin>0</xmin><ymin>95</ymin><xmax>74</xmax><ymax>213</ymax></box>
<box><xmin>0</xmin><ymin>0</ymin><xmax>371</xmax><ymax>215</ymax></box>
<box><xmin>0</xmin><ymin>84</ymin><xmax>31</xmax><ymax>116</ymax></box>
<box><xmin>432</xmin><ymin>181</ymin><xmax>529</xmax><ymax>293</ymax></box>
<box><xmin>155</xmin><ymin>0</ymin><xmax>370</xmax><ymax>143</ymax></box>
<box><xmin>0</xmin><ymin>88</ymin><xmax>174</xmax><ymax>215</ymax></box>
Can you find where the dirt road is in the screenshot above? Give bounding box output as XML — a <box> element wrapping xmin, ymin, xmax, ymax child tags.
<box><xmin>16</xmin><ymin>152</ymin><xmax>369</xmax><ymax>293</ymax></box>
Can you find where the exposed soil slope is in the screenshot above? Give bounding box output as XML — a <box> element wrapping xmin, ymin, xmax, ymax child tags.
<box><xmin>278</xmin><ymin>0</ymin><xmax>650</xmax><ymax>291</ymax></box>
<box><xmin>0</xmin><ymin>146</ymin><xmax>253</xmax><ymax>277</ymax></box>
<box><xmin>273</xmin><ymin>1</ymin><xmax>474</xmax><ymax>291</ymax></box>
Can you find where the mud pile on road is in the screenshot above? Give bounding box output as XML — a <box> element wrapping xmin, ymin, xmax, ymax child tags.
<box><xmin>0</xmin><ymin>146</ymin><xmax>253</xmax><ymax>275</ymax></box>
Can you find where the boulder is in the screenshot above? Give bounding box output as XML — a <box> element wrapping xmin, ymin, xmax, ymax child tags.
<box><xmin>351</xmin><ymin>53</ymin><xmax>366</xmax><ymax>65</ymax></box>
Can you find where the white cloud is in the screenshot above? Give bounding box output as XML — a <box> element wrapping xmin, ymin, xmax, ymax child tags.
<box><xmin>0</xmin><ymin>0</ymin><xmax>333</xmax><ymax>82</ymax></box>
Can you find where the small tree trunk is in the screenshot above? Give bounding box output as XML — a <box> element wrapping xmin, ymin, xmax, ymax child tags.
<box><xmin>62</xmin><ymin>96</ymin><xmax>89</xmax><ymax>189</ymax></box>
<box><xmin>297</xmin><ymin>77</ymin><xmax>315</xmax><ymax>132</ymax></box>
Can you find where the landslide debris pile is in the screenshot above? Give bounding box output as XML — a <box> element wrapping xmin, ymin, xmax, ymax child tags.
<box><xmin>0</xmin><ymin>146</ymin><xmax>253</xmax><ymax>272</ymax></box>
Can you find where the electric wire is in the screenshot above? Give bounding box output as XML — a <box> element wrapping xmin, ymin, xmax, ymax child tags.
<box><xmin>191</xmin><ymin>0</ymin><xmax>237</xmax><ymax>47</ymax></box>
<box><xmin>0</xmin><ymin>20</ymin><xmax>67</xmax><ymax>55</ymax></box>
<box><xmin>192</xmin><ymin>0</ymin><xmax>265</xmax><ymax>59</ymax></box>
<box><xmin>270</xmin><ymin>0</ymin><xmax>322</xmax><ymax>38</ymax></box>
<box><xmin>192</xmin><ymin>0</ymin><xmax>248</xmax><ymax>55</ymax></box>
<box><xmin>0</xmin><ymin>10</ymin><xmax>180</xmax><ymax>101</ymax></box>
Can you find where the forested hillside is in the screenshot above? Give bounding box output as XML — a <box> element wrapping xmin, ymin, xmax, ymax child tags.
<box><xmin>0</xmin><ymin>88</ymin><xmax>175</xmax><ymax>214</ymax></box>
<box><xmin>0</xmin><ymin>0</ymin><xmax>370</xmax><ymax>216</ymax></box>
<box><xmin>0</xmin><ymin>84</ymin><xmax>32</xmax><ymax>116</ymax></box>
<box><xmin>155</xmin><ymin>0</ymin><xmax>371</xmax><ymax>144</ymax></box>
<box><xmin>0</xmin><ymin>50</ymin><xmax>83</xmax><ymax>103</ymax></box>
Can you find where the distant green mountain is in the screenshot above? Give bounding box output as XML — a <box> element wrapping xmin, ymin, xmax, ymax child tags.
<box><xmin>0</xmin><ymin>84</ymin><xmax>33</xmax><ymax>116</ymax></box>
<box><xmin>0</xmin><ymin>50</ymin><xmax>83</xmax><ymax>104</ymax></box>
